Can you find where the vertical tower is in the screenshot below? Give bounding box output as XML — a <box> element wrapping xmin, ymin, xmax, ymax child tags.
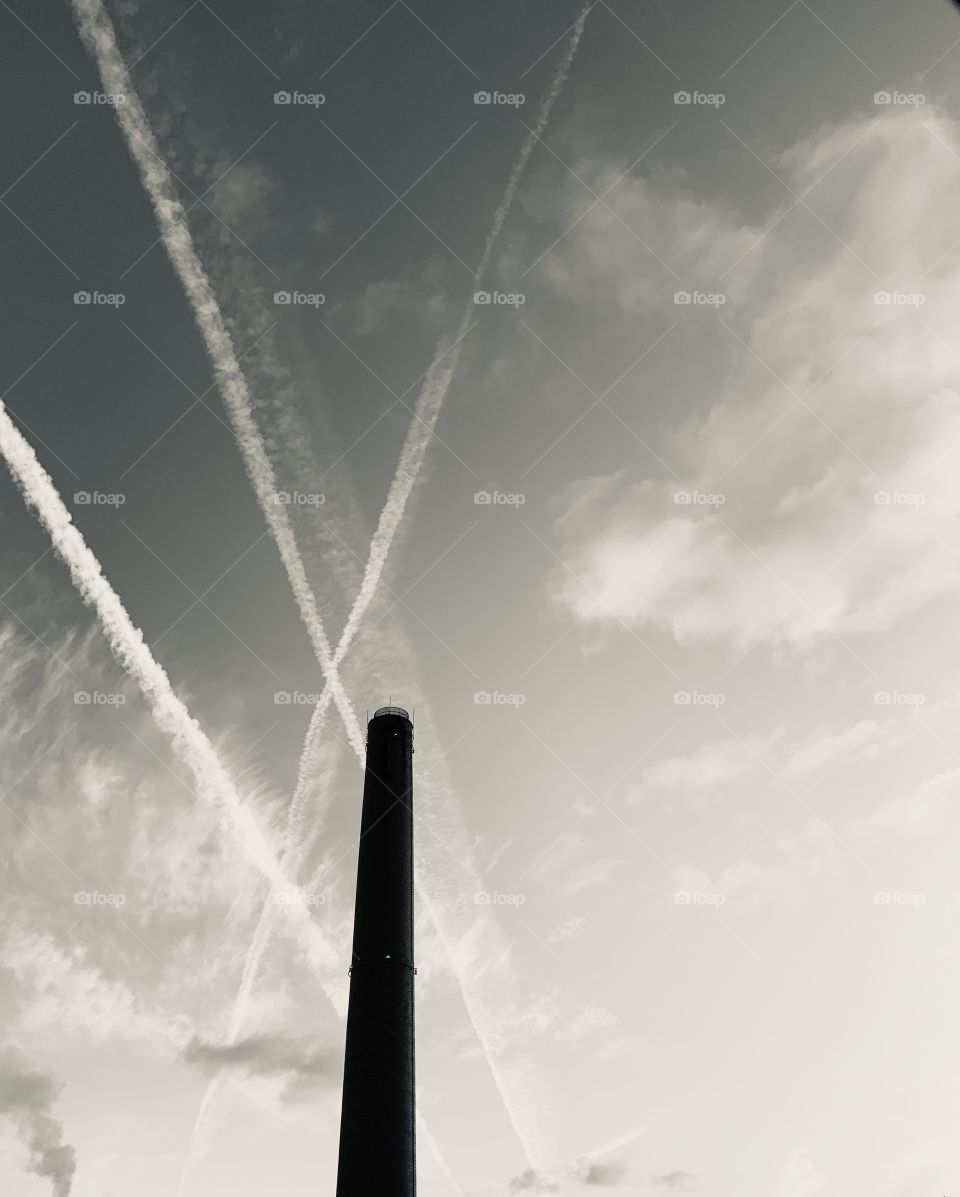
<box><xmin>336</xmin><ymin>705</ymin><xmax>416</xmax><ymax>1196</ymax></box>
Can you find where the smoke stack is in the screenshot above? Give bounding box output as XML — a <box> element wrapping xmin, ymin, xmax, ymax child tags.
<box><xmin>336</xmin><ymin>705</ymin><xmax>416</xmax><ymax>1196</ymax></box>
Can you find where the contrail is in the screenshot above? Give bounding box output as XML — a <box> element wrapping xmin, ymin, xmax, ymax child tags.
<box><xmin>334</xmin><ymin>0</ymin><xmax>592</xmax><ymax>663</ymax></box>
<box><xmin>205</xmin><ymin>3</ymin><xmax>592</xmax><ymax>1169</ymax></box>
<box><xmin>278</xmin><ymin>0</ymin><xmax>593</xmax><ymax>881</ymax></box>
<box><xmin>0</xmin><ymin>401</ymin><xmax>340</xmax><ymax>983</ymax></box>
<box><xmin>69</xmin><ymin>0</ymin><xmax>364</xmax><ymax>761</ymax></box>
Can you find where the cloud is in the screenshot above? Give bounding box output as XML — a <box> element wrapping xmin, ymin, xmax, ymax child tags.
<box><xmin>0</xmin><ymin>618</ymin><xmax>281</xmax><ymax>1052</ymax></box>
<box><xmin>651</xmin><ymin>1173</ymin><xmax>697</xmax><ymax>1191</ymax></box>
<box><xmin>510</xmin><ymin>1169</ymin><xmax>562</xmax><ymax>1191</ymax></box>
<box><xmin>500</xmin><ymin>1146</ymin><xmax>677</xmax><ymax>1194</ymax></box>
<box><xmin>182</xmin><ymin>1033</ymin><xmax>338</xmax><ymax>1100</ymax></box>
<box><xmin>671</xmin><ymin>815</ymin><xmax>841</xmax><ymax>905</ymax></box>
<box><xmin>633</xmin><ymin>715</ymin><xmax>889</xmax><ymax>804</ymax></box>
<box><xmin>0</xmin><ymin>1048</ymin><xmax>75</xmax><ymax>1197</ymax></box>
<box><xmin>506</xmin><ymin>1159</ymin><xmax>628</xmax><ymax>1192</ymax></box>
<box><xmin>529</xmin><ymin>825</ymin><xmax>626</xmax><ymax>898</ymax></box>
<box><xmin>770</xmin><ymin>1150</ymin><xmax>825</xmax><ymax>1197</ymax></box>
<box><xmin>780</xmin><ymin>719</ymin><xmax>881</xmax><ymax>780</ymax></box>
<box><xmin>629</xmin><ymin>731</ymin><xmax>779</xmax><ymax>801</ymax></box>
<box><xmin>851</xmin><ymin>767</ymin><xmax>960</xmax><ymax>836</ymax></box>
<box><xmin>579</xmin><ymin>1160</ymin><xmax>629</xmax><ymax>1185</ymax></box>
<box><xmin>546</xmin><ymin>107</ymin><xmax>960</xmax><ymax>651</ymax></box>
<box><xmin>3</xmin><ymin>927</ymin><xmax>180</xmax><ymax>1049</ymax></box>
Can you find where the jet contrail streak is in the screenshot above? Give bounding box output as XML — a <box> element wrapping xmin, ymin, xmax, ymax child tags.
<box><xmin>277</xmin><ymin>0</ymin><xmax>592</xmax><ymax>880</ymax></box>
<box><xmin>0</xmin><ymin>402</ymin><xmax>340</xmax><ymax>979</ymax></box>
<box><xmin>333</xmin><ymin>1</ymin><xmax>591</xmax><ymax>668</ymax></box>
<box><xmin>68</xmin><ymin>0</ymin><xmax>364</xmax><ymax>762</ymax></box>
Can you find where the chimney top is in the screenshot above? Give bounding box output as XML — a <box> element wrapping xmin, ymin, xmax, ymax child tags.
<box><xmin>371</xmin><ymin>705</ymin><xmax>410</xmax><ymax>720</ymax></box>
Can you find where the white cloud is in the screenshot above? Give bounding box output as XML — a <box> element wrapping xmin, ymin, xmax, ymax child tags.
<box><xmin>851</xmin><ymin>767</ymin><xmax>960</xmax><ymax>836</ymax></box>
<box><xmin>3</xmin><ymin>926</ymin><xmax>181</xmax><ymax>1049</ymax></box>
<box><xmin>769</xmin><ymin>1150</ymin><xmax>825</xmax><ymax>1197</ymax></box>
<box><xmin>671</xmin><ymin>817</ymin><xmax>842</xmax><ymax>904</ymax></box>
<box><xmin>633</xmin><ymin>716</ymin><xmax>881</xmax><ymax>801</ymax></box>
<box><xmin>629</xmin><ymin>731</ymin><xmax>778</xmax><ymax>800</ymax></box>
<box><xmin>780</xmin><ymin>719</ymin><xmax>880</xmax><ymax>780</ymax></box>
<box><xmin>547</xmin><ymin>108</ymin><xmax>960</xmax><ymax>650</ymax></box>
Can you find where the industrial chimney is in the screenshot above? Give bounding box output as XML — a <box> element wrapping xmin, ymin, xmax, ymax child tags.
<box><xmin>336</xmin><ymin>705</ymin><xmax>416</xmax><ymax>1196</ymax></box>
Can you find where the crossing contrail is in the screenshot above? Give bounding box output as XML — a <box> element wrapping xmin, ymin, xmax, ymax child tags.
<box><xmin>204</xmin><ymin>1</ymin><xmax>592</xmax><ymax>1170</ymax></box>
<box><xmin>0</xmin><ymin>401</ymin><xmax>340</xmax><ymax>980</ymax></box>
<box><xmin>284</xmin><ymin>0</ymin><xmax>593</xmax><ymax>872</ymax></box>
<box><xmin>69</xmin><ymin>0</ymin><xmax>364</xmax><ymax>762</ymax></box>
<box><xmin>72</xmin><ymin>0</ymin><xmax>589</xmax><ymax>1174</ymax></box>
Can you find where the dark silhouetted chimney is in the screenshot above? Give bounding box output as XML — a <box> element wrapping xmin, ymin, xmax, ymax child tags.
<box><xmin>336</xmin><ymin>705</ymin><xmax>415</xmax><ymax>1196</ymax></box>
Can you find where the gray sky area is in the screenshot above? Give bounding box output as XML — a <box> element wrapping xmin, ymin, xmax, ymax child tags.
<box><xmin>2</xmin><ymin>0</ymin><xmax>960</xmax><ymax>1193</ymax></box>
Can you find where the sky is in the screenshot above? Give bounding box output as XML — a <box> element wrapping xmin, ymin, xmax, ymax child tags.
<box><xmin>2</xmin><ymin>0</ymin><xmax>960</xmax><ymax>1194</ymax></box>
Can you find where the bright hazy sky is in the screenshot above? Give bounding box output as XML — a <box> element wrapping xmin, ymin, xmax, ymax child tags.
<box><xmin>2</xmin><ymin>1</ymin><xmax>960</xmax><ymax>1195</ymax></box>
